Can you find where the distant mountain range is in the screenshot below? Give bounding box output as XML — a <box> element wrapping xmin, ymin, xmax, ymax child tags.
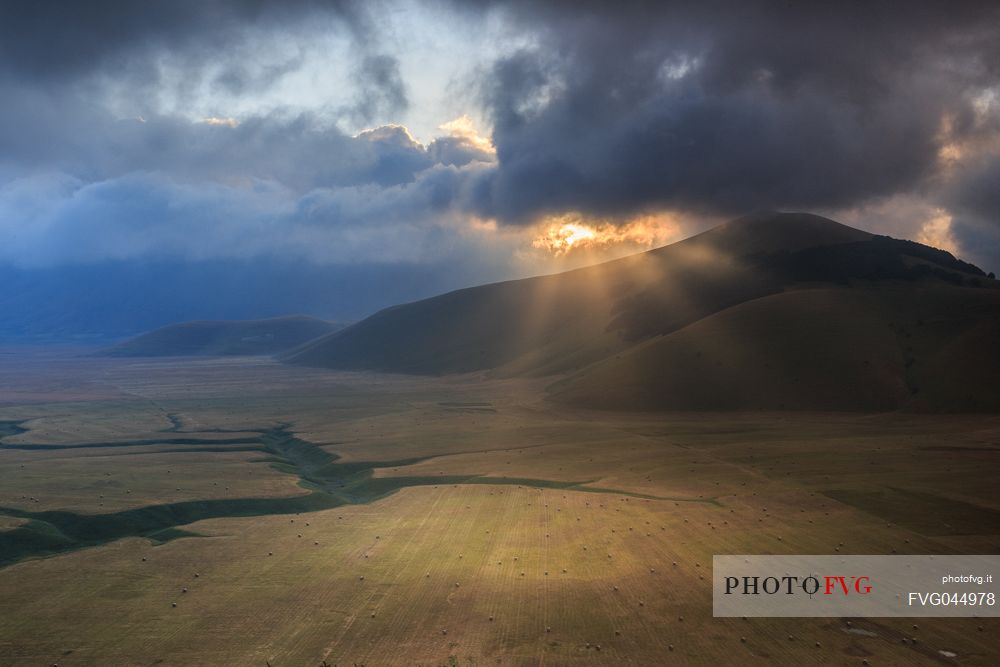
<box><xmin>285</xmin><ymin>212</ymin><xmax>1000</xmax><ymax>412</ymax></box>
<box><xmin>103</xmin><ymin>315</ymin><xmax>343</xmax><ymax>357</ymax></box>
<box><xmin>0</xmin><ymin>259</ymin><xmax>490</xmax><ymax>344</ymax></box>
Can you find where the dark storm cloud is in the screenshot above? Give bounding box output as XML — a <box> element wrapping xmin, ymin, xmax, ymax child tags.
<box><xmin>0</xmin><ymin>0</ymin><xmax>363</xmax><ymax>82</ymax></box>
<box><xmin>455</xmin><ymin>0</ymin><xmax>1000</xmax><ymax>224</ymax></box>
<box><xmin>475</xmin><ymin>80</ymin><xmax>942</xmax><ymax>221</ymax></box>
<box><xmin>949</xmin><ymin>156</ymin><xmax>1000</xmax><ymax>223</ymax></box>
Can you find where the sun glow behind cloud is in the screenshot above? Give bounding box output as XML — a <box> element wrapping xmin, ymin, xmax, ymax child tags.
<box><xmin>531</xmin><ymin>212</ymin><xmax>682</xmax><ymax>256</ymax></box>
<box><xmin>438</xmin><ymin>114</ymin><xmax>495</xmax><ymax>154</ymax></box>
<box><xmin>917</xmin><ymin>208</ymin><xmax>959</xmax><ymax>255</ymax></box>
<box><xmin>201</xmin><ymin>116</ymin><xmax>240</xmax><ymax>127</ymax></box>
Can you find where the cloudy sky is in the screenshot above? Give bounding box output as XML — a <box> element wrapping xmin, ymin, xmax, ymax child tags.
<box><xmin>2</xmin><ymin>1</ymin><xmax>999</xmax><ymax>337</ymax></box>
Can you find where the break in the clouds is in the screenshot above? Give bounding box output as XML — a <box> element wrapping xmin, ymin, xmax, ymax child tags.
<box><xmin>1</xmin><ymin>0</ymin><xmax>999</xmax><ymax>324</ymax></box>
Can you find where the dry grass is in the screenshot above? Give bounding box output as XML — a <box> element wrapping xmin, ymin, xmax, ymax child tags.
<box><xmin>0</xmin><ymin>352</ymin><xmax>998</xmax><ymax>665</ymax></box>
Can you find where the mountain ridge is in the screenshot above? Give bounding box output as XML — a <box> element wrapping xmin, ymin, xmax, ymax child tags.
<box><xmin>284</xmin><ymin>212</ymin><xmax>999</xmax><ymax>411</ymax></box>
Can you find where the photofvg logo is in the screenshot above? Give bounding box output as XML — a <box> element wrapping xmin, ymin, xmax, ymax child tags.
<box><xmin>724</xmin><ymin>573</ymin><xmax>872</xmax><ymax>597</ymax></box>
<box><xmin>713</xmin><ymin>555</ymin><xmax>1000</xmax><ymax>617</ymax></box>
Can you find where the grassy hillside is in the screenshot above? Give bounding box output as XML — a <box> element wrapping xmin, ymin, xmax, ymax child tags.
<box><xmin>285</xmin><ymin>212</ymin><xmax>998</xmax><ymax>411</ymax></box>
<box><xmin>287</xmin><ymin>213</ymin><xmax>869</xmax><ymax>373</ymax></box>
<box><xmin>550</xmin><ymin>287</ymin><xmax>1000</xmax><ymax>411</ymax></box>
<box><xmin>104</xmin><ymin>315</ymin><xmax>341</xmax><ymax>357</ymax></box>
